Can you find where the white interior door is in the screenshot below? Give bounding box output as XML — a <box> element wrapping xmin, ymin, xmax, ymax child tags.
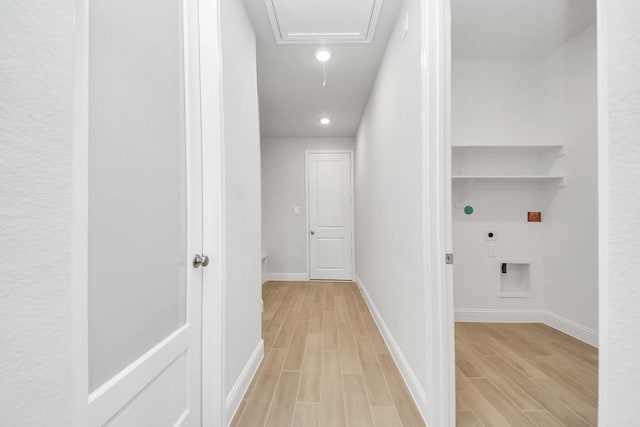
<box><xmin>87</xmin><ymin>0</ymin><xmax>203</xmax><ymax>425</ymax></box>
<box><xmin>307</xmin><ymin>152</ymin><xmax>354</xmax><ymax>281</ymax></box>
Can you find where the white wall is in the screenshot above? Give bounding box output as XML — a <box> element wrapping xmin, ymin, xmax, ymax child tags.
<box><xmin>540</xmin><ymin>25</ymin><xmax>598</xmax><ymax>332</ymax></box>
<box><xmin>0</xmin><ymin>1</ymin><xmax>74</xmax><ymax>425</ymax></box>
<box><xmin>602</xmin><ymin>0</ymin><xmax>640</xmax><ymax>423</ymax></box>
<box><xmin>451</xmin><ymin>25</ymin><xmax>599</xmax><ymax>340</ymax></box>
<box><xmin>452</xmin><ymin>60</ymin><xmax>544</xmax><ymax>147</ymax></box>
<box><xmin>354</xmin><ymin>0</ymin><xmax>429</xmax><ymax>416</ymax></box>
<box><xmin>452</xmin><ymin>60</ymin><xmax>548</xmax><ymax>312</ymax></box>
<box><xmin>261</xmin><ymin>137</ymin><xmax>355</xmax><ymax>277</ymax></box>
<box><xmin>220</xmin><ymin>0</ymin><xmax>263</xmax><ymax>405</ymax></box>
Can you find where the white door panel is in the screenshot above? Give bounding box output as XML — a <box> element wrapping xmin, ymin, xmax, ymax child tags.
<box><xmin>88</xmin><ymin>0</ymin><xmax>202</xmax><ymax>424</ymax></box>
<box><xmin>104</xmin><ymin>350</ymin><xmax>188</xmax><ymax>427</ymax></box>
<box><xmin>308</xmin><ymin>152</ymin><xmax>354</xmax><ymax>280</ymax></box>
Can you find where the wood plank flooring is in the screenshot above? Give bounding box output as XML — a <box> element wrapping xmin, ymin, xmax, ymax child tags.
<box><xmin>231</xmin><ymin>281</ymin><xmax>425</xmax><ymax>427</ymax></box>
<box><xmin>230</xmin><ymin>282</ymin><xmax>598</xmax><ymax>427</ymax></box>
<box><xmin>455</xmin><ymin>322</ymin><xmax>598</xmax><ymax>427</ymax></box>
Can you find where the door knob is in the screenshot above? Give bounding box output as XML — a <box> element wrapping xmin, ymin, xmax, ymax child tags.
<box><xmin>310</xmin><ymin>230</ymin><xmax>315</xmax><ymax>235</ymax></box>
<box><xmin>193</xmin><ymin>254</ymin><xmax>210</xmax><ymax>268</ymax></box>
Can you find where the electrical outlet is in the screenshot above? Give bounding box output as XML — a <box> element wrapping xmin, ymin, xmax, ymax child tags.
<box><xmin>485</xmin><ymin>230</ymin><xmax>497</xmax><ymax>241</ymax></box>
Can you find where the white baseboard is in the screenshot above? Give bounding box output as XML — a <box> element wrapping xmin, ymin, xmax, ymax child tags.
<box><xmin>225</xmin><ymin>340</ymin><xmax>264</xmax><ymax>426</ymax></box>
<box><xmin>455</xmin><ymin>308</ymin><xmax>598</xmax><ymax>347</ymax></box>
<box><xmin>353</xmin><ymin>274</ymin><xmax>428</xmax><ymax>423</ymax></box>
<box><xmin>544</xmin><ymin>311</ymin><xmax>598</xmax><ymax>347</ymax></box>
<box><xmin>455</xmin><ymin>308</ymin><xmax>545</xmax><ymax>323</ymax></box>
<box><xmin>265</xmin><ymin>272</ymin><xmax>308</xmax><ymax>282</ymax></box>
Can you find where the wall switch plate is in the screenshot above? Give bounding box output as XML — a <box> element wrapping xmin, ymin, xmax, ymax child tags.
<box><xmin>485</xmin><ymin>230</ymin><xmax>497</xmax><ymax>241</ymax></box>
<box><xmin>488</xmin><ymin>244</ymin><xmax>496</xmax><ymax>258</ymax></box>
<box><xmin>402</xmin><ymin>12</ymin><xmax>409</xmax><ymax>39</ymax></box>
<box><xmin>294</xmin><ymin>206</ymin><xmax>300</xmax><ymax>215</ymax></box>
<box><xmin>528</xmin><ymin>211</ymin><xmax>542</xmax><ymax>222</ymax></box>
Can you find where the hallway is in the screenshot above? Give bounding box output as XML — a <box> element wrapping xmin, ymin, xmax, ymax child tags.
<box><xmin>231</xmin><ymin>281</ymin><xmax>425</xmax><ymax>427</ymax></box>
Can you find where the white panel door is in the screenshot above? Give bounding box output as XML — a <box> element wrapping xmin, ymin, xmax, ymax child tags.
<box><xmin>307</xmin><ymin>152</ymin><xmax>354</xmax><ymax>280</ymax></box>
<box><xmin>87</xmin><ymin>0</ymin><xmax>203</xmax><ymax>425</ymax></box>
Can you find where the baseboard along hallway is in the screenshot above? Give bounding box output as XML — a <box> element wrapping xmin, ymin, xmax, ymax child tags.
<box><xmin>231</xmin><ymin>281</ymin><xmax>425</xmax><ymax>427</ymax></box>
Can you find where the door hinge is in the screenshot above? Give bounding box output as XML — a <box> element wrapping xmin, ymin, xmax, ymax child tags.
<box><xmin>445</xmin><ymin>253</ymin><xmax>454</xmax><ymax>265</ymax></box>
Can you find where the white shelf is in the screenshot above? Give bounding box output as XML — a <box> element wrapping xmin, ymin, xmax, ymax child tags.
<box><xmin>451</xmin><ymin>145</ymin><xmax>567</xmax><ymax>207</ymax></box>
<box><xmin>452</xmin><ymin>144</ymin><xmax>564</xmax><ymax>154</ymax></box>
<box><xmin>452</xmin><ymin>175</ymin><xmax>565</xmax><ymax>184</ymax></box>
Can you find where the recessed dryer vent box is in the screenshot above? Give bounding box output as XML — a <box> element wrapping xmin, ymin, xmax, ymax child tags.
<box><xmin>497</xmin><ymin>259</ymin><xmax>533</xmax><ymax>298</ymax></box>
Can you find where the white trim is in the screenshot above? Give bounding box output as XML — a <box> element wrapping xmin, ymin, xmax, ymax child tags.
<box><xmin>199</xmin><ymin>0</ymin><xmax>225</xmax><ymax>425</ymax></box>
<box><xmin>88</xmin><ymin>326</ymin><xmax>191</xmax><ymax>426</ymax></box>
<box><xmin>354</xmin><ymin>275</ymin><xmax>428</xmax><ymax>420</ymax></box>
<box><xmin>596</xmin><ymin>0</ymin><xmax>609</xmax><ymax>423</ymax></box>
<box><xmin>420</xmin><ymin>0</ymin><xmax>456</xmax><ymax>425</ymax></box>
<box><xmin>265</xmin><ymin>273</ymin><xmax>309</xmax><ymax>282</ymax></box>
<box><xmin>455</xmin><ymin>309</ymin><xmax>599</xmax><ymax>347</ymax></box>
<box><xmin>225</xmin><ymin>340</ymin><xmax>264</xmax><ymax>426</ymax></box>
<box><xmin>305</xmin><ymin>150</ymin><xmax>356</xmax><ymax>282</ymax></box>
<box><xmin>455</xmin><ymin>308</ymin><xmax>545</xmax><ymax>323</ymax></box>
<box><xmin>263</xmin><ymin>0</ymin><xmax>383</xmax><ymax>44</ymax></box>
<box><xmin>545</xmin><ymin>311</ymin><xmax>599</xmax><ymax>348</ymax></box>
<box><xmin>71</xmin><ymin>0</ymin><xmax>89</xmax><ymax>425</ymax></box>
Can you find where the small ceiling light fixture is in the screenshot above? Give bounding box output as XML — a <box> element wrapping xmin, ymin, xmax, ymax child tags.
<box><xmin>320</xmin><ymin>117</ymin><xmax>331</xmax><ymax>125</ymax></box>
<box><xmin>315</xmin><ymin>48</ymin><xmax>332</xmax><ymax>62</ymax></box>
<box><xmin>316</xmin><ymin>48</ymin><xmax>332</xmax><ymax>87</ymax></box>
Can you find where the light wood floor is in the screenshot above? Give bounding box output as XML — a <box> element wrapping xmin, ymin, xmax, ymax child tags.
<box><xmin>456</xmin><ymin>322</ymin><xmax>598</xmax><ymax>427</ymax></box>
<box><xmin>231</xmin><ymin>281</ymin><xmax>426</xmax><ymax>427</ymax></box>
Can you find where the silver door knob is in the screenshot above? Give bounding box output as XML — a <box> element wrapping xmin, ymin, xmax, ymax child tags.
<box><xmin>310</xmin><ymin>230</ymin><xmax>315</xmax><ymax>235</ymax></box>
<box><xmin>193</xmin><ymin>254</ymin><xmax>210</xmax><ymax>268</ymax></box>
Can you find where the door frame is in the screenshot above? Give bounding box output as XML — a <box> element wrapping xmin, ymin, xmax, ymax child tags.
<box><xmin>71</xmin><ymin>0</ymin><xmax>224</xmax><ymax>425</ymax></box>
<box><xmin>436</xmin><ymin>0</ymin><xmax>610</xmax><ymax>426</ymax></box>
<box><xmin>420</xmin><ymin>0</ymin><xmax>456</xmax><ymax>425</ymax></box>
<box><xmin>199</xmin><ymin>0</ymin><xmax>225</xmax><ymax>425</ymax></box>
<box><xmin>595</xmin><ymin>0</ymin><xmax>609</xmax><ymax>423</ymax></box>
<box><xmin>304</xmin><ymin>150</ymin><xmax>355</xmax><ymax>282</ymax></box>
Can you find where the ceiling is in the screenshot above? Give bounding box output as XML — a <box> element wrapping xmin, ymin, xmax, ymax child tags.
<box><xmin>243</xmin><ymin>0</ymin><xmax>403</xmax><ymax>138</ymax></box>
<box><xmin>245</xmin><ymin>0</ymin><xmax>596</xmax><ymax>137</ymax></box>
<box><xmin>264</xmin><ymin>0</ymin><xmax>384</xmax><ymax>44</ymax></box>
<box><xmin>452</xmin><ymin>0</ymin><xmax>597</xmax><ymax>60</ymax></box>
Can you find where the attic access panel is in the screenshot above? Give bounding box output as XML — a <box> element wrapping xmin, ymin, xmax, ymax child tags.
<box><xmin>264</xmin><ymin>0</ymin><xmax>384</xmax><ymax>44</ymax></box>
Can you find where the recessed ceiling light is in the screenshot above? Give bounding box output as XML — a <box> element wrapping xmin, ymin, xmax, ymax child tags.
<box><xmin>320</xmin><ymin>117</ymin><xmax>331</xmax><ymax>125</ymax></box>
<box><xmin>315</xmin><ymin>49</ymin><xmax>332</xmax><ymax>62</ymax></box>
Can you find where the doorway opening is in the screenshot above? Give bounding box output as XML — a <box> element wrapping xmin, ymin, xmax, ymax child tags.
<box><xmin>227</xmin><ymin>0</ymin><xmax>431</xmax><ymax>425</ymax></box>
<box><xmin>450</xmin><ymin>0</ymin><xmax>599</xmax><ymax>424</ymax></box>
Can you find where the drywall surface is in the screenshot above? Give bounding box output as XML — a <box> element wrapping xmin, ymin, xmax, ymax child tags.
<box><xmin>540</xmin><ymin>25</ymin><xmax>598</xmax><ymax>332</ymax></box>
<box><xmin>220</xmin><ymin>0</ymin><xmax>263</xmax><ymax>399</ymax></box>
<box><xmin>603</xmin><ymin>0</ymin><xmax>640</xmax><ymax>423</ymax></box>
<box><xmin>355</xmin><ymin>0</ymin><xmax>428</xmax><ymax>401</ymax></box>
<box><xmin>452</xmin><ymin>60</ymin><xmax>548</xmax><ymax>311</ymax></box>
<box><xmin>261</xmin><ymin>137</ymin><xmax>355</xmax><ymax>276</ymax></box>
<box><xmin>0</xmin><ymin>1</ymin><xmax>74</xmax><ymax>425</ymax></box>
<box><xmin>452</xmin><ymin>59</ymin><xmax>544</xmax><ymax>147</ymax></box>
<box><xmin>452</xmin><ymin>25</ymin><xmax>598</xmax><ymax>337</ymax></box>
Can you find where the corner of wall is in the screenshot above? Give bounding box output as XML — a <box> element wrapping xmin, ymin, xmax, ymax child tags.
<box><xmin>225</xmin><ymin>340</ymin><xmax>264</xmax><ymax>426</ymax></box>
